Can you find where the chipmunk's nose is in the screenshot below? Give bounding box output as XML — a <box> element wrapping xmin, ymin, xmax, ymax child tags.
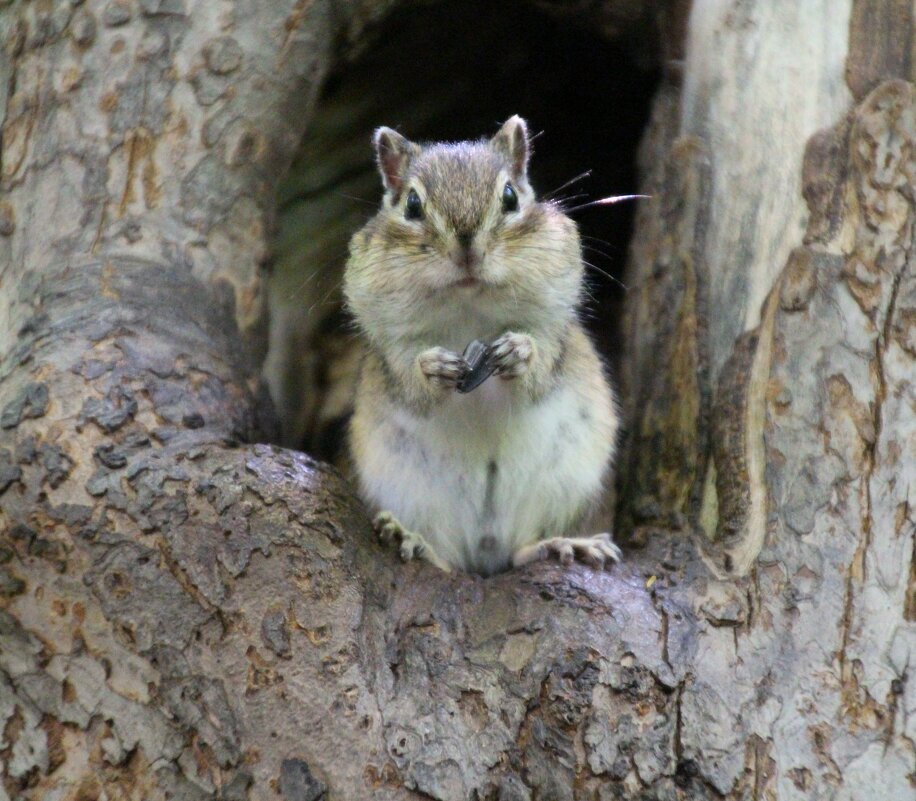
<box><xmin>453</xmin><ymin>230</ymin><xmax>481</xmax><ymax>272</ymax></box>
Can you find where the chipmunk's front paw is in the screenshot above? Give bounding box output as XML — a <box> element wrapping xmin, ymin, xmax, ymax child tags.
<box><xmin>490</xmin><ymin>331</ymin><xmax>533</xmax><ymax>379</ymax></box>
<box><xmin>373</xmin><ymin>511</ymin><xmax>452</xmax><ymax>572</ymax></box>
<box><xmin>512</xmin><ymin>533</ymin><xmax>622</xmax><ymax>569</ymax></box>
<box><xmin>418</xmin><ymin>347</ymin><xmax>468</xmax><ymax>389</ymax></box>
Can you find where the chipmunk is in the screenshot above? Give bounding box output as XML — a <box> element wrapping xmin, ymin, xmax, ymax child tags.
<box><xmin>344</xmin><ymin>116</ymin><xmax>621</xmax><ymax>576</ymax></box>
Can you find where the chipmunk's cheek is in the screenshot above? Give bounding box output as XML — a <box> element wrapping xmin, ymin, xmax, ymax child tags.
<box><xmin>421</xmin><ymin>264</ymin><xmax>452</xmax><ymax>291</ymax></box>
<box><xmin>478</xmin><ymin>262</ymin><xmax>503</xmax><ymax>287</ymax></box>
<box><xmin>496</xmin><ymin>261</ymin><xmax>519</xmax><ymax>287</ymax></box>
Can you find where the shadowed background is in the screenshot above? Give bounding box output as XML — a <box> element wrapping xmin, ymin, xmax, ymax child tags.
<box><xmin>264</xmin><ymin>0</ymin><xmax>660</xmax><ymax>459</ymax></box>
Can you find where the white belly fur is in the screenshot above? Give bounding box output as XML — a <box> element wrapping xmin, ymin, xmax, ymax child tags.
<box><xmin>354</xmin><ymin>369</ymin><xmax>615</xmax><ymax>575</ymax></box>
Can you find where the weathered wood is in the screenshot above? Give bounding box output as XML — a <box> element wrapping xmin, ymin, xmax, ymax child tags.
<box><xmin>846</xmin><ymin>0</ymin><xmax>914</xmax><ymax>100</ymax></box>
<box><xmin>621</xmin><ymin>1</ymin><xmax>915</xmax><ymax>798</ymax></box>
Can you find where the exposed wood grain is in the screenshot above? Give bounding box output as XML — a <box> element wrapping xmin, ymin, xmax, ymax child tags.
<box><xmin>846</xmin><ymin>0</ymin><xmax>914</xmax><ymax>100</ymax></box>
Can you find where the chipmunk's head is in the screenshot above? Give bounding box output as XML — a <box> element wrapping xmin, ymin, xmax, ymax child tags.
<box><xmin>345</xmin><ymin>117</ymin><xmax>582</xmax><ymax>343</ymax></box>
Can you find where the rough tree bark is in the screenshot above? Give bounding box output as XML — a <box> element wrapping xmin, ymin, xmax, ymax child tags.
<box><xmin>0</xmin><ymin>3</ymin><xmax>913</xmax><ymax>801</ymax></box>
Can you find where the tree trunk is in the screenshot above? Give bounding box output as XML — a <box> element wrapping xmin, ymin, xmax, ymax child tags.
<box><xmin>0</xmin><ymin>3</ymin><xmax>913</xmax><ymax>801</ymax></box>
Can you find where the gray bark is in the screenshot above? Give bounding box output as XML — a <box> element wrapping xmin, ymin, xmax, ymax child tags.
<box><xmin>0</xmin><ymin>3</ymin><xmax>913</xmax><ymax>801</ymax></box>
<box><xmin>620</xmin><ymin>1</ymin><xmax>916</xmax><ymax>798</ymax></box>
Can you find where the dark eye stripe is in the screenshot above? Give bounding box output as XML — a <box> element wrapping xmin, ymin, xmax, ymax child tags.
<box><xmin>502</xmin><ymin>182</ymin><xmax>518</xmax><ymax>213</ymax></box>
<box><xmin>405</xmin><ymin>188</ymin><xmax>423</xmax><ymax>220</ymax></box>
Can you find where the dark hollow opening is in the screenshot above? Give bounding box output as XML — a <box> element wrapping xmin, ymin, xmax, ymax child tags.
<box><xmin>266</xmin><ymin>0</ymin><xmax>660</xmax><ymax>464</ymax></box>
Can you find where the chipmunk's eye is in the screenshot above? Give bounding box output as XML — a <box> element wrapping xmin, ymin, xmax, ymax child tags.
<box><xmin>405</xmin><ymin>189</ymin><xmax>423</xmax><ymax>221</ymax></box>
<box><xmin>502</xmin><ymin>182</ymin><xmax>519</xmax><ymax>213</ymax></box>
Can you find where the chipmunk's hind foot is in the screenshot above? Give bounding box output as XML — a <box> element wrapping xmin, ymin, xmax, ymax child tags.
<box><xmin>373</xmin><ymin>511</ymin><xmax>452</xmax><ymax>572</ymax></box>
<box><xmin>512</xmin><ymin>532</ymin><xmax>621</xmax><ymax>570</ymax></box>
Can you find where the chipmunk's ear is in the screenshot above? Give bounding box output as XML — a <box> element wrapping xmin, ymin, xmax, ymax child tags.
<box><xmin>374</xmin><ymin>127</ymin><xmax>419</xmax><ymax>196</ymax></box>
<box><xmin>491</xmin><ymin>115</ymin><xmax>530</xmax><ymax>181</ymax></box>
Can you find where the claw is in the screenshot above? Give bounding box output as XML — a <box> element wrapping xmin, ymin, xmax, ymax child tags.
<box><xmin>513</xmin><ymin>533</ymin><xmax>623</xmax><ymax>570</ymax></box>
<box><xmin>371</xmin><ymin>511</ymin><xmax>452</xmax><ymax>572</ymax></box>
<box><xmin>490</xmin><ymin>332</ymin><xmax>533</xmax><ymax>378</ymax></box>
<box><xmin>418</xmin><ymin>347</ymin><xmax>467</xmax><ymax>388</ymax></box>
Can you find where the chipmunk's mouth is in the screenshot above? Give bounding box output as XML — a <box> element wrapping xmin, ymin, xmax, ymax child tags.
<box><xmin>454</xmin><ymin>277</ymin><xmax>479</xmax><ymax>289</ymax></box>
